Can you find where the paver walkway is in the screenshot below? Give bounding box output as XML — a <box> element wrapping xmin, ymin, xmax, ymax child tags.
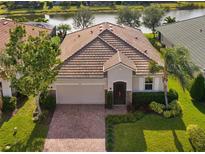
<box><xmin>44</xmin><ymin>105</ymin><xmax>126</xmax><ymax>152</ymax></box>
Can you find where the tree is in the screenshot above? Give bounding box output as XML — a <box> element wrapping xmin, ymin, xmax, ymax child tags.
<box><xmin>149</xmin><ymin>46</ymin><xmax>198</xmax><ymax>108</ymax></box>
<box><xmin>57</xmin><ymin>24</ymin><xmax>71</xmax><ymax>40</ymax></box>
<box><xmin>190</xmin><ymin>73</ymin><xmax>205</xmax><ymax>102</ymax></box>
<box><xmin>143</xmin><ymin>5</ymin><xmax>164</xmax><ymax>37</ymax></box>
<box><xmin>117</xmin><ymin>7</ymin><xmax>141</xmax><ymax>28</ymax></box>
<box><xmin>163</xmin><ymin>16</ymin><xmax>176</xmax><ymax>25</ymax></box>
<box><xmin>0</xmin><ymin>26</ymin><xmax>61</xmax><ymax>116</ymax></box>
<box><xmin>34</xmin><ymin>17</ymin><xmax>48</xmax><ymax>23</ymax></box>
<box><xmin>73</xmin><ymin>8</ymin><xmax>94</xmax><ymax>29</ymax></box>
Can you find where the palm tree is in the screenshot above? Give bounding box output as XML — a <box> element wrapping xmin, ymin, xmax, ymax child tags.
<box><xmin>149</xmin><ymin>46</ymin><xmax>198</xmax><ymax>108</ymax></box>
<box><xmin>57</xmin><ymin>24</ymin><xmax>71</xmax><ymax>40</ymax></box>
<box><xmin>163</xmin><ymin>16</ymin><xmax>176</xmax><ymax>25</ymax></box>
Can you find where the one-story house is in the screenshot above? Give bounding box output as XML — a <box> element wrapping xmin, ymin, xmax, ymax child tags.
<box><xmin>0</xmin><ymin>19</ymin><xmax>52</xmax><ymax>97</ymax></box>
<box><xmin>156</xmin><ymin>15</ymin><xmax>205</xmax><ymax>73</ymax></box>
<box><xmin>50</xmin><ymin>22</ymin><xmax>164</xmax><ymax>105</ymax></box>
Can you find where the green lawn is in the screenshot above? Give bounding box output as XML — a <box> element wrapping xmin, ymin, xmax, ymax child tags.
<box><xmin>0</xmin><ymin>97</ymin><xmax>49</xmax><ymax>152</ymax></box>
<box><xmin>113</xmin><ymin>77</ymin><xmax>205</xmax><ymax>152</ymax></box>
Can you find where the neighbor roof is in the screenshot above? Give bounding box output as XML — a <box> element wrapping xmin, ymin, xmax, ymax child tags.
<box><xmin>156</xmin><ymin>15</ymin><xmax>205</xmax><ymax>69</ymax></box>
<box><xmin>0</xmin><ymin>19</ymin><xmax>52</xmax><ymax>53</ymax></box>
<box><xmin>59</xmin><ymin>22</ymin><xmax>162</xmax><ymax>78</ymax></box>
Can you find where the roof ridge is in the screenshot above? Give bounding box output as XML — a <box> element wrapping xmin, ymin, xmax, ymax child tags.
<box><xmin>103</xmin><ymin>29</ymin><xmax>154</xmax><ymax>61</ymax></box>
<box><xmin>65</xmin><ymin>22</ymin><xmax>107</xmax><ymax>36</ymax></box>
<box><xmin>118</xmin><ymin>51</ymin><xmax>121</xmax><ymax>62</ymax></box>
<box><xmin>157</xmin><ymin>15</ymin><xmax>205</xmax><ymax>28</ymax></box>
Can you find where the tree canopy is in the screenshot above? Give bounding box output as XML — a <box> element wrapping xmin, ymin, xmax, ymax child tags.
<box><xmin>143</xmin><ymin>5</ymin><xmax>164</xmax><ymax>35</ymax></box>
<box><xmin>117</xmin><ymin>7</ymin><xmax>141</xmax><ymax>28</ymax></box>
<box><xmin>72</xmin><ymin>8</ymin><xmax>94</xmax><ymax>29</ymax></box>
<box><xmin>0</xmin><ymin>26</ymin><xmax>61</xmax><ymax>115</ymax></box>
<box><xmin>163</xmin><ymin>16</ymin><xmax>176</xmax><ymax>25</ymax></box>
<box><xmin>149</xmin><ymin>46</ymin><xmax>198</xmax><ymax>107</ymax></box>
<box><xmin>57</xmin><ymin>24</ymin><xmax>71</xmax><ymax>40</ymax></box>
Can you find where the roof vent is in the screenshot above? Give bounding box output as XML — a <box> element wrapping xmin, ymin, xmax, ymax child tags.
<box><xmin>99</xmin><ymin>27</ymin><xmax>103</xmax><ymax>31</ymax></box>
<box><xmin>78</xmin><ymin>34</ymin><xmax>80</xmax><ymax>37</ymax></box>
<box><xmin>200</xmin><ymin>29</ymin><xmax>203</xmax><ymax>32</ymax></box>
<box><xmin>90</xmin><ymin>30</ymin><xmax>93</xmax><ymax>34</ymax></box>
<box><xmin>144</xmin><ymin>50</ymin><xmax>147</xmax><ymax>54</ymax></box>
<box><xmin>109</xmin><ymin>28</ymin><xmax>113</xmax><ymax>31</ymax></box>
<box><xmin>135</xmin><ymin>37</ymin><xmax>138</xmax><ymax>39</ymax></box>
<box><xmin>3</xmin><ymin>21</ymin><xmax>8</xmax><ymax>25</ymax></box>
<box><xmin>109</xmin><ymin>24</ymin><xmax>112</xmax><ymax>28</ymax></box>
<box><xmin>99</xmin><ymin>25</ymin><xmax>103</xmax><ymax>28</ymax></box>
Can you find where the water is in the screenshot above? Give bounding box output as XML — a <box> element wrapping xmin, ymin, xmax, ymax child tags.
<box><xmin>45</xmin><ymin>8</ymin><xmax>205</xmax><ymax>33</ymax></box>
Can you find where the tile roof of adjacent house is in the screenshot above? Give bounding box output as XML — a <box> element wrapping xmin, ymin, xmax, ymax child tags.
<box><xmin>156</xmin><ymin>15</ymin><xmax>205</xmax><ymax>69</ymax></box>
<box><xmin>0</xmin><ymin>19</ymin><xmax>52</xmax><ymax>53</ymax></box>
<box><xmin>58</xmin><ymin>22</ymin><xmax>163</xmax><ymax>79</ymax></box>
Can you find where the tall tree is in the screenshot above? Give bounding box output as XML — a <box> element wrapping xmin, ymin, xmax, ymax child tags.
<box><xmin>149</xmin><ymin>46</ymin><xmax>198</xmax><ymax>108</ymax></box>
<box><xmin>57</xmin><ymin>24</ymin><xmax>71</xmax><ymax>40</ymax></box>
<box><xmin>0</xmin><ymin>26</ymin><xmax>61</xmax><ymax>116</ymax></box>
<box><xmin>163</xmin><ymin>16</ymin><xmax>176</xmax><ymax>25</ymax></box>
<box><xmin>73</xmin><ymin>8</ymin><xmax>94</xmax><ymax>29</ymax></box>
<box><xmin>117</xmin><ymin>7</ymin><xmax>141</xmax><ymax>28</ymax></box>
<box><xmin>143</xmin><ymin>5</ymin><xmax>164</xmax><ymax>37</ymax></box>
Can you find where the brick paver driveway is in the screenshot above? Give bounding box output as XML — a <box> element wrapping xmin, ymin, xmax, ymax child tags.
<box><xmin>44</xmin><ymin>105</ymin><xmax>109</xmax><ymax>152</ymax></box>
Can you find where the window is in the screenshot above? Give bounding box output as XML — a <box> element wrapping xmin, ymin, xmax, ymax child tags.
<box><xmin>145</xmin><ymin>77</ymin><xmax>153</xmax><ymax>90</ymax></box>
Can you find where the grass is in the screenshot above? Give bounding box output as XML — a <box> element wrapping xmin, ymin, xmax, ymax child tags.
<box><xmin>0</xmin><ymin>97</ymin><xmax>49</xmax><ymax>152</ymax></box>
<box><xmin>112</xmin><ymin>77</ymin><xmax>205</xmax><ymax>152</ymax></box>
<box><xmin>1</xmin><ymin>2</ymin><xmax>205</xmax><ymax>16</ymax></box>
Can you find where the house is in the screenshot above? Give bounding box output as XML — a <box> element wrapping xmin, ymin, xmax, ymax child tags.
<box><xmin>0</xmin><ymin>19</ymin><xmax>52</xmax><ymax>97</ymax></box>
<box><xmin>156</xmin><ymin>15</ymin><xmax>205</xmax><ymax>73</ymax></box>
<box><xmin>50</xmin><ymin>22</ymin><xmax>164</xmax><ymax>105</ymax></box>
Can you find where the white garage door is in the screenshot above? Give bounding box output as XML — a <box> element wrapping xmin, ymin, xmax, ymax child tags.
<box><xmin>56</xmin><ymin>85</ymin><xmax>105</xmax><ymax>104</ymax></box>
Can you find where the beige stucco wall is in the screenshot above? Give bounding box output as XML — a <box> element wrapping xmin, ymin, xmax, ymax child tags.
<box><xmin>0</xmin><ymin>78</ymin><xmax>12</xmax><ymax>97</ymax></box>
<box><xmin>107</xmin><ymin>64</ymin><xmax>133</xmax><ymax>91</ymax></box>
<box><xmin>132</xmin><ymin>75</ymin><xmax>163</xmax><ymax>92</ymax></box>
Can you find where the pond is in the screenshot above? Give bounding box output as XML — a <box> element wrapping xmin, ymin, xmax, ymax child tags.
<box><xmin>45</xmin><ymin>8</ymin><xmax>205</xmax><ymax>33</ymax></box>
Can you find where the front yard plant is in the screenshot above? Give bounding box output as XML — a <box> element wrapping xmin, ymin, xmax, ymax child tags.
<box><xmin>187</xmin><ymin>125</ymin><xmax>205</xmax><ymax>152</ymax></box>
<box><xmin>149</xmin><ymin>100</ymin><xmax>182</xmax><ymax>118</ymax></box>
<box><xmin>2</xmin><ymin>96</ymin><xmax>17</xmax><ymax>113</ymax></box>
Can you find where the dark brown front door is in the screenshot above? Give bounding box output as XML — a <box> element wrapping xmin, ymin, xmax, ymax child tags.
<box><xmin>113</xmin><ymin>81</ymin><xmax>126</xmax><ymax>105</ymax></box>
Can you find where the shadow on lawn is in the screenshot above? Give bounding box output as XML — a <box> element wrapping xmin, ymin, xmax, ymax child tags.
<box><xmin>192</xmin><ymin>100</ymin><xmax>205</xmax><ymax>114</ymax></box>
<box><xmin>116</xmin><ymin>115</ymin><xmax>187</xmax><ymax>152</ymax></box>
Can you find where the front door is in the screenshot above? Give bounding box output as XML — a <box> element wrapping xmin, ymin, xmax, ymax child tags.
<box><xmin>113</xmin><ymin>81</ymin><xmax>126</xmax><ymax>105</ymax></box>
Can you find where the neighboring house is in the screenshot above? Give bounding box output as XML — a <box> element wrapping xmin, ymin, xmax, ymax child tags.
<box><xmin>50</xmin><ymin>22</ymin><xmax>164</xmax><ymax>105</ymax></box>
<box><xmin>156</xmin><ymin>15</ymin><xmax>205</xmax><ymax>72</ymax></box>
<box><xmin>0</xmin><ymin>19</ymin><xmax>52</xmax><ymax>97</ymax></box>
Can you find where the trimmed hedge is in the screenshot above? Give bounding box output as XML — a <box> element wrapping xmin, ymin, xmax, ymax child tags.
<box><xmin>39</xmin><ymin>92</ymin><xmax>56</xmax><ymax>111</ymax></box>
<box><xmin>2</xmin><ymin>96</ymin><xmax>17</xmax><ymax>112</ymax></box>
<box><xmin>190</xmin><ymin>73</ymin><xmax>205</xmax><ymax>102</ymax></box>
<box><xmin>105</xmin><ymin>91</ymin><xmax>113</xmax><ymax>109</ymax></box>
<box><xmin>106</xmin><ymin>112</ymin><xmax>145</xmax><ymax>151</ymax></box>
<box><xmin>187</xmin><ymin>125</ymin><xmax>205</xmax><ymax>151</ymax></box>
<box><xmin>132</xmin><ymin>88</ymin><xmax>178</xmax><ymax>109</ymax></box>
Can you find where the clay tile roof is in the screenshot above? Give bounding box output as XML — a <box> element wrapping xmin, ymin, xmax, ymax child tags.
<box><xmin>60</xmin><ymin>22</ymin><xmax>163</xmax><ymax>65</ymax></box>
<box><xmin>103</xmin><ymin>51</ymin><xmax>136</xmax><ymax>71</ymax></box>
<box><xmin>0</xmin><ymin>19</ymin><xmax>52</xmax><ymax>53</ymax></box>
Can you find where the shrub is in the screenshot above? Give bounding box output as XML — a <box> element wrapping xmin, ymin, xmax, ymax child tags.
<box><xmin>40</xmin><ymin>92</ymin><xmax>56</xmax><ymax>111</ymax></box>
<box><xmin>105</xmin><ymin>91</ymin><xmax>113</xmax><ymax>109</ymax></box>
<box><xmin>132</xmin><ymin>89</ymin><xmax>178</xmax><ymax>109</ymax></box>
<box><xmin>2</xmin><ymin>96</ymin><xmax>17</xmax><ymax>112</ymax></box>
<box><xmin>163</xmin><ymin>110</ymin><xmax>172</xmax><ymax>118</ymax></box>
<box><xmin>168</xmin><ymin>88</ymin><xmax>178</xmax><ymax>101</ymax></box>
<box><xmin>190</xmin><ymin>73</ymin><xmax>205</xmax><ymax>102</ymax></box>
<box><xmin>187</xmin><ymin>125</ymin><xmax>205</xmax><ymax>152</ymax></box>
<box><xmin>149</xmin><ymin>101</ymin><xmax>165</xmax><ymax>114</ymax></box>
<box><xmin>150</xmin><ymin>100</ymin><xmax>182</xmax><ymax>118</ymax></box>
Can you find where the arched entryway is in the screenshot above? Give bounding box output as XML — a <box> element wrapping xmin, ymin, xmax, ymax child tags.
<box><xmin>113</xmin><ymin>81</ymin><xmax>126</xmax><ymax>105</ymax></box>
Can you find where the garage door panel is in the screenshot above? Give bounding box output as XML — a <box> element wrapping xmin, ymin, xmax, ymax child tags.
<box><xmin>56</xmin><ymin>85</ymin><xmax>105</xmax><ymax>104</ymax></box>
